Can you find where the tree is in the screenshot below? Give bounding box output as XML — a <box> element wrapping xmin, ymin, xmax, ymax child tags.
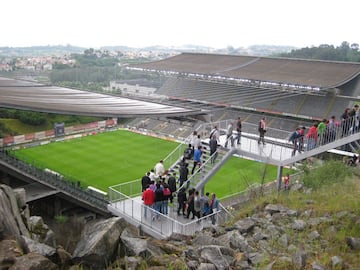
<box><xmin>351</xmin><ymin>43</ymin><xmax>359</xmax><ymax>51</ymax></box>
<box><xmin>277</xmin><ymin>41</ymin><xmax>360</xmax><ymax>62</ymax></box>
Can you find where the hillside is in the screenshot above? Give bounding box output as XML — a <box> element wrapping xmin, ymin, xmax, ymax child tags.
<box><xmin>1</xmin><ymin>160</ymin><xmax>359</xmax><ymax>269</ymax></box>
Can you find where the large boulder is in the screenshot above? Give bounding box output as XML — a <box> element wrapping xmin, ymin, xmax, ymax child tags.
<box><xmin>0</xmin><ymin>185</ymin><xmax>30</xmax><ymax>239</ymax></box>
<box><xmin>0</xmin><ymin>239</ymin><xmax>23</xmax><ymax>269</ymax></box>
<box><xmin>72</xmin><ymin>217</ymin><xmax>127</xmax><ymax>269</ymax></box>
<box><xmin>9</xmin><ymin>252</ymin><xmax>59</xmax><ymax>270</ymax></box>
<box><xmin>22</xmin><ymin>236</ymin><xmax>56</xmax><ymax>258</ymax></box>
<box><xmin>28</xmin><ymin>216</ymin><xmax>56</xmax><ymax>247</ymax></box>
<box><xmin>120</xmin><ymin>227</ymin><xmax>163</xmax><ymax>258</ymax></box>
<box><xmin>199</xmin><ymin>245</ymin><xmax>235</xmax><ymax>270</ymax></box>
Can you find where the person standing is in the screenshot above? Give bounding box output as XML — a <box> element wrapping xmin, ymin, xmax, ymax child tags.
<box><xmin>149</xmin><ymin>169</ymin><xmax>156</xmax><ymax>182</ymax></box>
<box><xmin>327</xmin><ymin>116</ymin><xmax>337</xmax><ymax>142</ymax></box>
<box><xmin>191</xmin><ymin>146</ymin><xmax>202</xmax><ymax>174</ymax></box>
<box><xmin>177</xmin><ymin>187</ymin><xmax>187</xmax><ymax>216</ymax></box>
<box><xmin>154</xmin><ymin>160</ymin><xmax>166</xmax><ymax>180</ymax></box>
<box><xmin>306</xmin><ymin>123</ymin><xmax>318</xmax><ymax>151</ymax></box>
<box><xmin>209</xmin><ymin>134</ymin><xmax>218</xmax><ymax>164</ymax></box>
<box><xmin>224</xmin><ymin>122</ymin><xmax>234</xmax><ymax>148</ymax></box>
<box><xmin>349</xmin><ymin>104</ymin><xmax>360</xmax><ymax>133</ymax></box>
<box><xmin>209</xmin><ymin>125</ymin><xmax>220</xmax><ymax>144</ymax></box>
<box><xmin>194</xmin><ymin>190</ymin><xmax>201</xmax><ymax>220</ymax></box>
<box><xmin>154</xmin><ymin>182</ymin><xmax>164</xmax><ymax>219</ymax></box>
<box><xmin>167</xmin><ymin>172</ymin><xmax>177</xmax><ymax>203</ymax></box>
<box><xmin>341</xmin><ymin>108</ymin><xmax>351</xmax><ymax>137</ymax></box>
<box><xmin>179</xmin><ymin>162</ymin><xmax>189</xmax><ymax>189</ymax></box>
<box><xmin>185</xmin><ymin>189</ymin><xmax>196</xmax><ymax>219</ymax></box>
<box><xmin>317</xmin><ymin>119</ymin><xmax>327</xmax><ymax>145</ymax></box>
<box><xmin>141</xmin><ymin>171</ymin><xmax>151</xmax><ymax>192</ymax></box>
<box><xmin>192</xmin><ymin>134</ymin><xmax>202</xmax><ymax>150</ymax></box>
<box><xmin>183</xmin><ymin>144</ymin><xmax>194</xmax><ymax>160</ymax></box>
<box><xmin>162</xmin><ymin>183</ymin><xmax>171</xmax><ymax>215</ymax></box>
<box><xmin>201</xmin><ymin>192</ymin><xmax>210</xmax><ymax>216</ymax></box>
<box><xmin>142</xmin><ymin>185</ymin><xmax>155</xmax><ymax>219</ymax></box>
<box><xmin>283</xmin><ymin>173</ymin><xmax>290</xmax><ymax>191</ymax></box>
<box><xmin>298</xmin><ymin>126</ymin><xmax>306</xmax><ymax>152</ymax></box>
<box><xmin>289</xmin><ymin>128</ymin><xmax>301</xmax><ymax>157</ymax></box>
<box><xmin>236</xmin><ymin>117</ymin><xmax>242</xmax><ymax>145</ymax></box>
<box><xmin>209</xmin><ymin>193</ymin><xmax>219</xmax><ymax>225</ymax></box>
<box><xmin>258</xmin><ymin>117</ymin><xmax>266</xmax><ymax>145</ymax></box>
<box><xmin>189</xmin><ymin>130</ymin><xmax>198</xmax><ymax>149</ymax></box>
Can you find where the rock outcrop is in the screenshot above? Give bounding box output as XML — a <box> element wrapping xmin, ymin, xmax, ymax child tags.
<box><xmin>0</xmin><ymin>185</ymin><xmax>30</xmax><ymax>239</ymax></box>
<box><xmin>1</xmin><ymin>182</ymin><xmax>359</xmax><ymax>270</ymax></box>
<box><xmin>72</xmin><ymin>217</ymin><xmax>128</xmax><ymax>269</ymax></box>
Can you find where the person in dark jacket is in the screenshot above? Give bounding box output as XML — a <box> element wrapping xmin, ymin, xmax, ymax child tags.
<box><xmin>179</xmin><ymin>162</ymin><xmax>189</xmax><ymax>189</ymax></box>
<box><xmin>141</xmin><ymin>171</ymin><xmax>151</xmax><ymax>192</ymax></box>
<box><xmin>177</xmin><ymin>188</ymin><xmax>187</xmax><ymax>216</ymax></box>
<box><xmin>209</xmin><ymin>135</ymin><xmax>218</xmax><ymax>164</ymax></box>
<box><xmin>167</xmin><ymin>172</ymin><xmax>177</xmax><ymax>203</ymax></box>
<box><xmin>185</xmin><ymin>189</ymin><xmax>196</xmax><ymax>219</ymax></box>
<box><xmin>154</xmin><ymin>182</ymin><xmax>164</xmax><ymax>219</ymax></box>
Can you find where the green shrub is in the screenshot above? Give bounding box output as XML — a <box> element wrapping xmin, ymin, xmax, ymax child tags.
<box><xmin>301</xmin><ymin>159</ymin><xmax>351</xmax><ymax>190</ymax></box>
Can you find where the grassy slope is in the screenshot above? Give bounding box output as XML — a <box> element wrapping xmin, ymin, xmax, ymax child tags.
<box><xmin>230</xmin><ymin>172</ymin><xmax>360</xmax><ymax>268</ymax></box>
<box><xmin>14</xmin><ymin>130</ymin><xmax>290</xmax><ymax>197</ymax></box>
<box><xmin>0</xmin><ymin>116</ymin><xmax>102</xmax><ymax>135</ymax></box>
<box><xmin>207</xmin><ymin>157</ymin><xmax>285</xmax><ymax>197</ymax></box>
<box><xmin>1</xmin><ymin>119</ymin><xmax>51</xmax><ymax>134</ymax></box>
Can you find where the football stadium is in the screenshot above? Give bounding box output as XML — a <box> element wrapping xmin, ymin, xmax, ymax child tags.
<box><xmin>1</xmin><ymin>53</ymin><xmax>360</xmax><ymax>238</ymax></box>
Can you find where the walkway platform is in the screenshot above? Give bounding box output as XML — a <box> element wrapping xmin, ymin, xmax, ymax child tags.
<box><xmin>108</xmin><ymin>196</ymin><xmax>217</xmax><ymax>239</ymax></box>
<box><xmin>108</xmin><ymin>134</ymin><xmax>295</xmax><ymax>238</ymax></box>
<box><xmin>108</xmin><ymin>123</ymin><xmax>360</xmax><ymax>239</ymax></box>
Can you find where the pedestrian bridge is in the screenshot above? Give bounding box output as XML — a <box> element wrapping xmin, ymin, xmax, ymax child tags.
<box><xmin>108</xmin><ymin>117</ymin><xmax>360</xmax><ymax>239</ymax></box>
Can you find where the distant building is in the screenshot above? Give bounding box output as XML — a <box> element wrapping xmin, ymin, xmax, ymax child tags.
<box><xmin>0</xmin><ymin>64</ymin><xmax>11</xmax><ymax>71</ymax></box>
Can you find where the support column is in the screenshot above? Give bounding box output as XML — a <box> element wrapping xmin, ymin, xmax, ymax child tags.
<box><xmin>276</xmin><ymin>165</ymin><xmax>283</xmax><ymax>192</ymax></box>
<box><xmin>54</xmin><ymin>197</ymin><xmax>62</xmax><ymax>216</ymax></box>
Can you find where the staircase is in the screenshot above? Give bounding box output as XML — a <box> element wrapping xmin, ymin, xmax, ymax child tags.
<box><xmin>171</xmin><ymin>142</ymin><xmax>231</xmax><ymax>192</ymax></box>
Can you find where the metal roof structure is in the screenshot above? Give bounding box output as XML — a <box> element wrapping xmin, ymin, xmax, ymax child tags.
<box><xmin>0</xmin><ymin>77</ymin><xmax>200</xmax><ymax>117</ymax></box>
<box><xmin>131</xmin><ymin>53</ymin><xmax>360</xmax><ymax>90</ymax></box>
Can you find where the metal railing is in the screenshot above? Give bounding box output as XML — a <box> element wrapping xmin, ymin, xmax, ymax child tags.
<box><xmin>108</xmin><ymin>186</ymin><xmax>229</xmax><ymax>238</ymax></box>
<box><xmin>0</xmin><ymin>150</ymin><xmax>109</xmax><ymax>211</ymax></box>
<box><xmin>109</xmin><ymin>114</ymin><xmax>360</xmax><ymax>201</ymax></box>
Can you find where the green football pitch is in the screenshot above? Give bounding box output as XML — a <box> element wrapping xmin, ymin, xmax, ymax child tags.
<box><xmin>14</xmin><ymin>129</ymin><xmax>288</xmax><ymax>198</ymax></box>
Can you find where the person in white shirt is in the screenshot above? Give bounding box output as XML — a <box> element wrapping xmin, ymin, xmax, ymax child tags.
<box><xmin>224</xmin><ymin>122</ymin><xmax>234</xmax><ymax>148</ymax></box>
<box><xmin>192</xmin><ymin>134</ymin><xmax>201</xmax><ymax>150</ymax></box>
<box><xmin>149</xmin><ymin>169</ymin><xmax>157</xmax><ymax>182</ymax></box>
<box><xmin>154</xmin><ymin>160</ymin><xmax>165</xmax><ymax>179</ymax></box>
<box><xmin>209</xmin><ymin>125</ymin><xmax>220</xmax><ymax>143</ymax></box>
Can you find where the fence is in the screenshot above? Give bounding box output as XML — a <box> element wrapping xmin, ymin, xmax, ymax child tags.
<box><xmin>0</xmin><ymin>150</ymin><xmax>108</xmax><ymax>211</ymax></box>
<box><xmin>108</xmin><ymin>185</ymin><xmax>230</xmax><ymax>238</ymax></box>
<box><xmin>108</xmin><ymin>114</ymin><xmax>359</xmax><ymax>204</ymax></box>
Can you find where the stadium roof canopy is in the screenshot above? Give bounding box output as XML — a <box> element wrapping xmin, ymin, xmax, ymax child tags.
<box><xmin>130</xmin><ymin>53</ymin><xmax>360</xmax><ymax>90</ymax></box>
<box><xmin>0</xmin><ymin>77</ymin><xmax>200</xmax><ymax>117</ymax></box>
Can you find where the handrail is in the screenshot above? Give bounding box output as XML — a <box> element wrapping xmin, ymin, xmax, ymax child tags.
<box><xmin>108</xmin><ymin>185</ymin><xmax>229</xmax><ymax>238</ymax></box>
<box><xmin>0</xmin><ymin>151</ymin><xmax>109</xmax><ymax>211</ymax></box>
<box><xmin>110</xmin><ymin>114</ymin><xmax>360</xmax><ymax>198</ymax></box>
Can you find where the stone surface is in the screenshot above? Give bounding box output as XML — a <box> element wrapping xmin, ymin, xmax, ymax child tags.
<box><xmin>72</xmin><ymin>217</ymin><xmax>127</xmax><ymax>269</ymax></box>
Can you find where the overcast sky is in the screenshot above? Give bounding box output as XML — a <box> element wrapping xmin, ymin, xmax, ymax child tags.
<box><xmin>1</xmin><ymin>0</ymin><xmax>359</xmax><ymax>49</ymax></box>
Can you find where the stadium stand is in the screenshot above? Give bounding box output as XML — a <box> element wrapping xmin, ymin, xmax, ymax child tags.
<box><xmin>134</xmin><ymin>53</ymin><xmax>360</xmax><ymax>91</ymax></box>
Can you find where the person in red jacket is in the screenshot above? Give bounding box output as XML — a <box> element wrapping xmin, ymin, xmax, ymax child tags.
<box><xmin>306</xmin><ymin>123</ymin><xmax>318</xmax><ymax>151</ymax></box>
<box><xmin>142</xmin><ymin>185</ymin><xmax>155</xmax><ymax>219</ymax></box>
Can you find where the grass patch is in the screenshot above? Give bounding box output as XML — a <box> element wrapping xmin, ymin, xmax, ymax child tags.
<box><xmin>206</xmin><ymin>158</ymin><xmax>293</xmax><ymax>198</ymax></box>
<box><xmin>14</xmin><ymin>130</ymin><xmax>178</xmax><ymax>191</ymax></box>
